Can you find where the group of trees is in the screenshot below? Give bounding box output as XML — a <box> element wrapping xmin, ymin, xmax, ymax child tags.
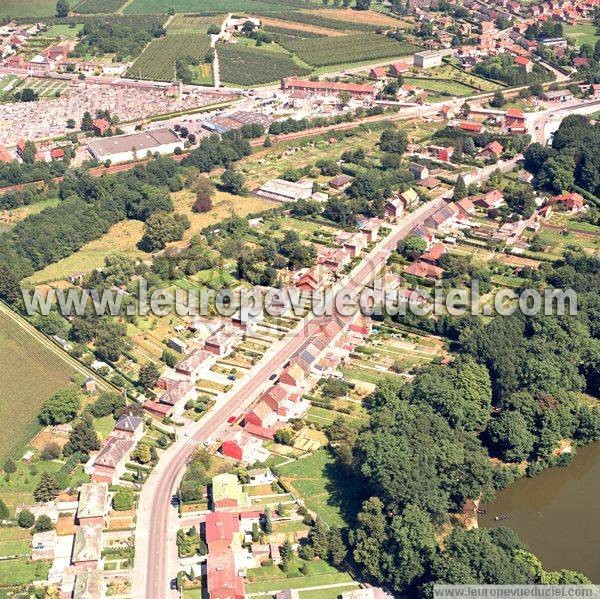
<box><xmin>474</xmin><ymin>54</ymin><xmax>554</xmax><ymax>87</ymax></box>
<box><xmin>525</xmin><ymin>114</ymin><xmax>600</xmax><ymax>196</ymax></box>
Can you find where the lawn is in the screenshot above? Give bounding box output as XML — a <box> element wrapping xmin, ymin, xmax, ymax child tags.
<box><xmin>1</xmin><ymin>0</ymin><xmax>56</xmax><ymax>17</ymax></box>
<box><xmin>0</xmin><ymin>528</ymin><xmax>30</xmax><ymax>559</ymax></box>
<box><xmin>277</xmin><ymin>450</ymin><xmax>358</xmax><ymax>527</ymax></box>
<box><xmin>25</xmin><ymin>220</ymin><xmax>148</xmax><ymax>285</ymax></box>
<box><xmin>0</xmin><ymin>308</ymin><xmax>81</xmax><ymax>463</ymax></box>
<box><xmin>564</xmin><ymin>21</ymin><xmax>600</xmax><ymax>48</ymax></box>
<box><xmin>245</xmin><ymin>558</ymin><xmax>353</xmax><ymax>594</ymax></box>
<box><xmin>299</xmin><ymin>584</ymin><xmax>361</xmax><ymax>599</ymax></box>
<box><xmin>45</xmin><ymin>24</ymin><xmax>85</xmax><ymax>37</ymax></box>
<box><xmin>166</xmin><ymin>14</ymin><xmax>226</xmax><ymax>34</ymax></box>
<box><xmin>0</xmin><ymin>559</ymin><xmax>50</xmax><ymax>587</ymax></box>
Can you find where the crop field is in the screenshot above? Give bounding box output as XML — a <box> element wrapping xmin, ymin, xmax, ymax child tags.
<box><xmin>262</xmin><ymin>17</ymin><xmax>344</xmax><ymax>37</ymax></box>
<box><xmin>403</xmin><ymin>76</ymin><xmax>479</xmax><ymax>98</ymax></box>
<box><xmin>74</xmin><ymin>0</ymin><xmax>128</xmax><ymax>13</ymax></box>
<box><xmin>127</xmin><ymin>33</ymin><xmax>212</xmax><ymax>81</ymax></box>
<box><xmin>279</xmin><ymin>33</ymin><xmax>421</xmax><ymax>67</ymax></box>
<box><xmin>304</xmin><ymin>7</ymin><xmax>408</xmax><ymax>27</ymax></box>
<box><xmin>258</xmin><ymin>10</ymin><xmax>380</xmax><ymax>32</ymax></box>
<box><xmin>124</xmin><ymin>0</ymin><xmax>307</xmax><ymax>14</ymax></box>
<box><xmin>218</xmin><ymin>43</ymin><xmax>310</xmax><ymax>86</ymax></box>
<box><xmin>1</xmin><ymin>0</ymin><xmax>57</xmax><ymax>17</ymax></box>
<box><xmin>166</xmin><ymin>13</ymin><xmax>226</xmax><ymax>34</ymax></box>
<box><xmin>0</xmin><ymin>307</ymin><xmax>80</xmax><ymax>463</ymax></box>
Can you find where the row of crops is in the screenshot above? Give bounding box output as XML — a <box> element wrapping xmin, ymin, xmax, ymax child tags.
<box><xmin>127</xmin><ymin>33</ymin><xmax>212</xmax><ymax>81</ymax></box>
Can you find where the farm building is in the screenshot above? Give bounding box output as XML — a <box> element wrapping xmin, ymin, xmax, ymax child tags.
<box><xmin>87</xmin><ymin>127</ymin><xmax>182</xmax><ymax>164</ymax></box>
<box><xmin>281</xmin><ymin>78</ymin><xmax>377</xmax><ymax>100</ymax></box>
<box><xmin>256</xmin><ymin>178</ymin><xmax>314</xmax><ymax>203</ymax></box>
<box><xmin>414</xmin><ymin>50</ymin><xmax>445</xmax><ymax>69</ymax></box>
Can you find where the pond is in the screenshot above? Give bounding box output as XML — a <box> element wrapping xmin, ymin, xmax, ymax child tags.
<box><xmin>480</xmin><ymin>442</ymin><xmax>600</xmax><ymax>582</ymax></box>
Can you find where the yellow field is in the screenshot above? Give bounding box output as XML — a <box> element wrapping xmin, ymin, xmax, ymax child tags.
<box><xmin>303</xmin><ymin>8</ymin><xmax>409</xmax><ymax>27</ymax></box>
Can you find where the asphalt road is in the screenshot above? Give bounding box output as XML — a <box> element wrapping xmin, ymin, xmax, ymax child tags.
<box><xmin>132</xmin><ymin>197</ymin><xmax>445</xmax><ymax>599</ymax></box>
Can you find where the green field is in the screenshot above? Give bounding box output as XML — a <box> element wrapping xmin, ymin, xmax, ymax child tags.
<box><xmin>564</xmin><ymin>21</ymin><xmax>600</xmax><ymax>48</ymax></box>
<box><xmin>278</xmin><ymin>33</ymin><xmax>421</xmax><ymax>67</ymax></box>
<box><xmin>0</xmin><ymin>307</ymin><xmax>80</xmax><ymax>462</ymax></box>
<box><xmin>75</xmin><ymin>0</ymin><xmax>128</xmax><ymax>12</ymax></box>
<box><xmin>45</xmin><ymin>24</ymin><xmax>85</xmax><ymax>37</ymax></box>
<box><xmin>0</xmin><ymin>559</ymin><xmax>50</xmax><ymax>587</ymax></box>
<box><xmin>218</xmin><ymin>43</ymin><xmax>311</xmax><ymax>86</ymax></box>
<box><xmin>125</xmin><ymin>0</ymin><xmax>305</xmax><ymax>13</ymax></box>
<box><xmin>1</xmin><ymin>0</ymin><xmax>57</xmax><ymax>17</ymax></box>
<box><xmin>277</xmin><ymin>450</ymin><xmax>358</xmax><ymax>527</ymax></box>
<box><xmin>127</xmin><ymin>33</ymin><xmax>212</xmax><ymax>81</ymax></box>
<box><xmin>166</xmin><ymin>14</ymin><xmax>226</xmax><ymax>34</ymax></box>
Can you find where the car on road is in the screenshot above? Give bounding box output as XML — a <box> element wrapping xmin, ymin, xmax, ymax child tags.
<box><xmin>227</xmin><ymin>415</ymin><xmax>237</xmax><ymax>424</ymax></box>
<box><xmin>203</xmin><ymin>437</ymin><xmax>215</xmax><ymax>447</ymax></box>
<box><xmin>227</xmin><ymin>375</ymin><xmax>236</xmax><ymax>381</ymax></box>
<box><xmin>269</xmin><ymin>373</ymin><xmax>277</xmax><ymax>380</ymax></box>
<box><xmin>170</xmin><ymin>578</ymin><xmax>178</xmax><ymax>591</ymax></box>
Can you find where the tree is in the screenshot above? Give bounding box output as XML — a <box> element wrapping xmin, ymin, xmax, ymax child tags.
<box><xmin>113</xmin><ymin>488</ymin><xmax>134</xmax><ymax>511</ymax></box>
<box><xmin>399</xmin><ymin>235</ymin><xmax>427</xmax><ymax>258</ymax></box>
<box><xmin>56</xmin><ymin>0</ymin><xmax>69</xmax><ymax>16</ymax></box>
<box><xmin>138</xmin><ymin>362</ymin><xmax>160</xmax><ymax>390</ymax></box>
<box><xmin>40</xmin><ymin>442</ymin><xmax>61</xmax><ymax>461</ymax></box>
<box><xmin>328</xmin><ymin>527</ymin><xmax>347</xmax><ymax>566</ymax></box>
<box><xmin>89</xmin><ymin>392</ymin><xmax>125</xmax><ymax>418</ymax></box>
<box><xmin>21</xmin><ymin>140</ymin><xmax>37</xmax><ymax>164</ymax></box>
<box><xmin>276</xmin><ymin>502</ymin><xmax>285</xmax><ymax>517</ymax></box>
<box><xmin>0</xmin><ymin>264</ymin><xmax>21</xmax><ymax>306</ymax></box>
<box><xmin>132</xmin><ymin>443</ymin><xmax>151</xmax><ymax>464</ymax></box>
<box><xmin>309</xmin><ymin>516</ymin><xmax>329</xmax><ymax>559</ymax></box>
<box><xmin>280</xmin><ymin>538</ymin><xmax>293</xmax><ymax>570</ymax></box>
<box><xmin>453</xmin><ymin>175</ymin><xmax>468</xmax><ymax>200</ymax></box>
<box><xmin>38</xmin><ymin>388</ymin><xmax>81</xmax><ymax>425</ymax></box>
<box><xmin>220</xmin><ymin>168</ymin><xmax>246</xmax><ymax>195</ymax></box>
<box><xmin>162</xmin><ymin>349</ymin><xmax>178</xmax><ymax>367</ymax></box>
<box><xmin>3</xmin><ymin>458</ymin><xmax>16</xmax><ymax>474</ymax></box>
<box><xmin>33</xmin><ymin>472</ymin><xmax>61</xmax><ymax>502</ymax></box>
<box><xmin>139</xmin><ymin>212</ymin><xmax>190</xmax><ymax>252</ymax></box>
<box><xmin>80</xmin><ymin>111</ymin><xmax>94</xmax><ymax>131</ymax></box>
<box><xmin>379</xmin><ymin>129</ymin><xmax>408</xmax><ymax>154</ymax></box>
<box><xmin>356</xmin><ymin>0</ymin><xmax>372</xmax><ymax>9</ymax></box>
<box><xmin>18</xmin><ymin>509</ymin><xmax>35</xmax><ymax>528</ymax></box>
<box><xmin>0</xmin><ymin>499</ymin><xmax>9</xmax><ymax>520</ymax></box>
<box><xmin>274</xmin><ymin>428</ymin><xmax>294</xmax><ymax>446</ymax></box>
<box><xmin>65</xmin><ymin>417</ymin><xmax>100</xmax><ymax>455</ymax></box>
<box><xmin>489</xmin><ymin>90</ymin><xmax>506</xmax><ymax>108</ymax></box>
<box><xmin>262</xmin><ymin>506</ymin><xmax>272</xmax><ymax>534</ymax></box>
<box><xmin>487</xmin><ymin>411</ymin><xmax>535</xmax><ymax>462</ymax></box>
<box><xmin>34</xmin><ymin>515</ymin><xmax>54</xmax><ymax>533</ymax></box>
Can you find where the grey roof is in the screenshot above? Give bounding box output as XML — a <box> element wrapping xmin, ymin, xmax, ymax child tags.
<box><xmin>88</xmin><ymin>127</ymin><xmax>180</xmax><ymax>159</ymax></box>
<box><xmin>114</xmin><ymin>414</ymin><xmax>143</xmax><ymax>434</ymax></box>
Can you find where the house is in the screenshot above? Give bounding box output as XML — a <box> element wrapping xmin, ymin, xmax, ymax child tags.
<box><xmin>92</xmin><ymin>436</ymin><xmax>134</xmax><ymax>484</ymax></box>
<box><xmin>479</xmin><ymin>140</ymin><xmax>503</xmax><ymax>158</ymax></box>
<box><xmin>205</xmin><ymin>510</ymin><xmax>242</xmax><ymax>553</ymax></box>
<box><xmin>211</xmin><ymin>473</ymin><xmax>249</xmax><ymax>509</ymax></box>
<box><xmin>514</xmin><ymin>55</ymin><xmax>533</xmax><ymax>72</ymax></box>
<box><xmin>256</xmin><ymin>178</ymin><xmax>313</xmax><ymax>203</ymax></box>
<box><xmin>359</xmin><ymin>217</ymin><xmax>381</xmax><ymax>242</ymax></box>
<box><xmin>147</xmin><ymin>380</ymin><xmax>197</xmax><ymax>418</ymax></box>
<box><xmin>400</xmin><ymin>187</ymin><xmax>420</xmax><ymax>210</ymax></box>
<box><xmin>474</xmin><ymin>189</ymin><xmax>505</xmax><ymax>209</ymax></box>
<box><xmin>295</xmin><ymin>264</ymin><xmax>333</xmax><ymax>292</ymax></box>
<box><xmin>418</xmin><ymin>176</ymin><xmax>441</xmax><ymax>190</ymax></box>
<box><xmin>421</xmin><ymin>243</ymin><xmax>448</xmax><ymax>263</ymax></box>
<box><xmin>410</xmin><ymin>162</ymin><xmax>429</xmax><ymax>180</ymax></box>
<box><xmin>77</xmin><ymin>482</ymin><xmax>109</xmax><ymax>526</ymax></box>
<box><xmin>82</xmin><ymin>376</ymin><xmax>96</xmax><ymax>394</ymax></box>
<box><xmin>458</xmin><ymin>121</ymin><xmax>484</xmax><ymax>133</ymax></box>
<box><xmin>405</xmin><ymin>260</ymin><xmax>445</xmax><ymax>280</ymax></box>
<box><xmin>369</xmin><ymin>66</ymin><xmax>387</xmax><ymax>80</ymax></box>
<box><xmin>92</xmin><ymin>118</ymin><xmax>110</xmax><ymax>136</ymax></box>
<box><xmin>436</xmin><ymin>146</ymin><xmax>454</xmax><ymax>161</ymax></box>
<box><xmin>279</xmin><ymin>362</ymin><xmax>306</xmax><ymax>387</ymax></box>
<box><xmin>0</xmin><ymin>145</ymin><xmax>12</xmax><ymax>163</ymax></box>
<box><xmin>259</xmin><ymin>385</ymin><xmax>307</xmax><ymax>420</ymax></box>
<box><xmin>389</xmin><ymin>61</ymin><xmax>410</xmax><ymax>75</ymax></box>
<box><xmin>206</xmin><ymin>551</ymin><xmax>245</xmax><ymax>599</ymax></box>
<box><xmin>50</xmin><ymin>147</ymin><xmax>64</xmax><ymax>160</ymax></box>
<box><xmin>167</xmin><ymin>337</ymin><xmax>188</xmax><ymax>354</ymax></box>
<box><xmin>72</xmin><ymin>524</ymin><xmax>102</xmax><ymax>568</ymax></box>
<box><xmin>248</xmin><ymin>468</ymin><xmax>275</xmax><ymax>485</ymax></box>
<box><xmin>329</xmin><ymin>174</ymin><xmax>353</xmax><ymax>191</ymax></box>
<box><xmin>384</xmin><ymin>197</ymin><xmax>404</xmax><ymax>221</ymax></box>
<box><xmin>548</xmin><ymin>192</ymin><xmax>585</xmax><ymax>212</ymax></box>
<box><xmin>73</xmin><ymin>570</ymin><xmax>104</xmax><ymax>599</ymax></box>
<box><xmin>204</xmin><ymin>325</ymin><xmax>242</xmax><ymax>357</ymax></box>
<box><xmin>456</xmin><ymin>196</ymin><xmax>476</xmax><ymax>214</ymax></box>
<box><xmin>414</xmin><ymin>50</ymin><xmax>444</xmax><ymax>68</ymax></box>
<box><xmin>31</xmin><ymin>530</ymin><xmax>58</xmax><ymax>561</ymax></box>
<box><xmin>439</xmin><ymin>104</ymin><xmax>455</xmax><ymax>119</ymax></box>
<box><xmin>244</xmin><ymin>401</ymin><xmax>277</xmax><ymax>429</ymax></box>
<box><xmin>113</xmin><ymin>414</ymin><xmax>144</xmax><ymax>442</ymax></box>
<box><xmin>317</xmin><ymin>247</ymin><xmax>351</xmax><ymax>274</ymax></box>
<box><xmin>504</xmin><ymin>107</ymin><xmax>526</xmax><ymax>133</ymax></box>
<box><xmin>541</xmin><ymin>88</ymin><xmax>573</xmax><ymax>101</ymax></box>
<box><xmin>175</xmin><ymin>348</ymin><xmax>213</xmax><ymax>381</ymax></box>
<box><xmin>423</xmin><ymin>201</ymin><xmax>460</xmax><ymax>231</ymax></box>
<box><xmin>219</xmin><ymin>429</ymin><xmax>264</xmax><ymax>463</ymax></box>
<box><xmin>343</xmin><ymin>232</ymin><xmax>368</xmax><ymax>257</ymax></box>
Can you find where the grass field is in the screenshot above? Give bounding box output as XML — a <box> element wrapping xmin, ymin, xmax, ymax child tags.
<box><xmin>564</xmin><ymin>21</ymin><xmax>600</xmax><ymax>48</ymax></box>
<box><xmin>0</xmin><ymin>559</ymin><xmax>50</xmax><ymax>587</ymax></box>
<box><xmin>278</xmin><ymin>33</ymin><xmax>421</xmax><ymax>67</ymax></box>
<box><xmin>127</xmin><ymin>33</ymin><xmax>212</xmax><ymax>81</ymax></box>
<box><xmin>1</xmin><ymin>0</ymin><xmax>56</xmax><ymax>17</ymax></box>
<box><xmin>75</xmin><ymin>0</ymin><xmax>128</xmax><ymax>12</ymax></box>
<box><xmin>166</xmin><ymin>14</ymin><xmax>226</xmax><ymax>34</ymax></box>
<box><xmin>0</xmin><ymin>308</ymin><xmax>81</xmax><ymax>462</ymax></box>
<box><xmin>45</xmin><ymin>24</ymin><xmax>85</xmax><ymax>37</ymax></box>
<box><xmin>277</xmin><ymin>450</ymin><xmax>358</xmax><ymax>527</ymax></box>
<box><xmin>25</xmin><ymin>220</ymin><xmax>148</xmax><ymax>285</ymax></box>
<box><xmin>218</xmin><ymin>43</ymin><xmax>311</xmax><ymax>86</ymax></box>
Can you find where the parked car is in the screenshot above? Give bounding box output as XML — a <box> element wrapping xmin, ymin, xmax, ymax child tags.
<box><xmin>227</xmin><ymin>415</ymin><xmax>237</xmax><ymax>424</ymax></box>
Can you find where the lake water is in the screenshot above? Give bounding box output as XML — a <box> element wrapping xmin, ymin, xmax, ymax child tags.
<box><xmin>480</xmin><ymin>441</ymin><xmax>600</xmax><ymax>582</ymax></box>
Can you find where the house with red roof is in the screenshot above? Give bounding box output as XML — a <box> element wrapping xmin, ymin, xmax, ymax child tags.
<box><xmin>548</xmin><ymin>192</ymin><xmax>585</xmax><ymax>212</ymax></box>
<box><xmin>92</xmin><ymin>118</ymin><xmax>110</xmax><ymax>136</ymax></box>
<box><xmin>405</xmin><ymin>261</ymin><xmax>445</xmax><ymax>280</ymax></box>
<box><xmin>504</xmin><ymin>107</ymin><xmax>527</xmax><ymax>134</ymax></box>
<box><xmin>421</xmin><ymin>243</ymin><xmax>448</xmax><ymax>264</ymax></box>
<box><xmin>206</xmin><ymin>551</ymin><xmax>245</xmax><ymax>599</ymax></box>
<box><xmin>514</xmin><ymin>55</ymin><xmax>533</xmax><ymax>73</ymax></box>
<box><xmin>205</xmin><ymin>511</ymin><xmax>241</xmax><ymax>553</ymax></box>
<box><xmin>458</xmin><ymin>121</ymin><xmax>484</xmax><ymax>133</ymax></box>
<box><xmin>479</xmin><ymin>140</ymin><xmax>503</xmax><ymax>159</ymax></box>
<box><xmin>220</xmin><ymin>429</ymin><xmax>264</xmax><ymax>463</ymax></box>
<box><xmin>369</xmin><ymin>66</ymin><xmax>387</xmax><ymax>80</ymax></box>
<box><xmin>50</xmin><ymin>148</ymin><xmax>64</xmax><ymax>161</ymax></box>
<box><xmin>389</xmin><ymin>61</ymin><xmax>409</xmax><ymax>75</ymax></box>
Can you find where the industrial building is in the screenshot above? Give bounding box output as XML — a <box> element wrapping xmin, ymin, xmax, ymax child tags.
<box><xmin>87</xmin><ymin>127</ymin><xmax>183</xmax><ymax>164</ymax></box>
<box><xmin>414</xmin><ymin>50</ymin><xmax>445</xmax><ymax>69</ymax></box>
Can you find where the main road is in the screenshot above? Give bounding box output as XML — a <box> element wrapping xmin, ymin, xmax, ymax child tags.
<box><xmin>132</xmin><ymin>196</ymin><xmax>447</xmax><ymax>599</ymax></box>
